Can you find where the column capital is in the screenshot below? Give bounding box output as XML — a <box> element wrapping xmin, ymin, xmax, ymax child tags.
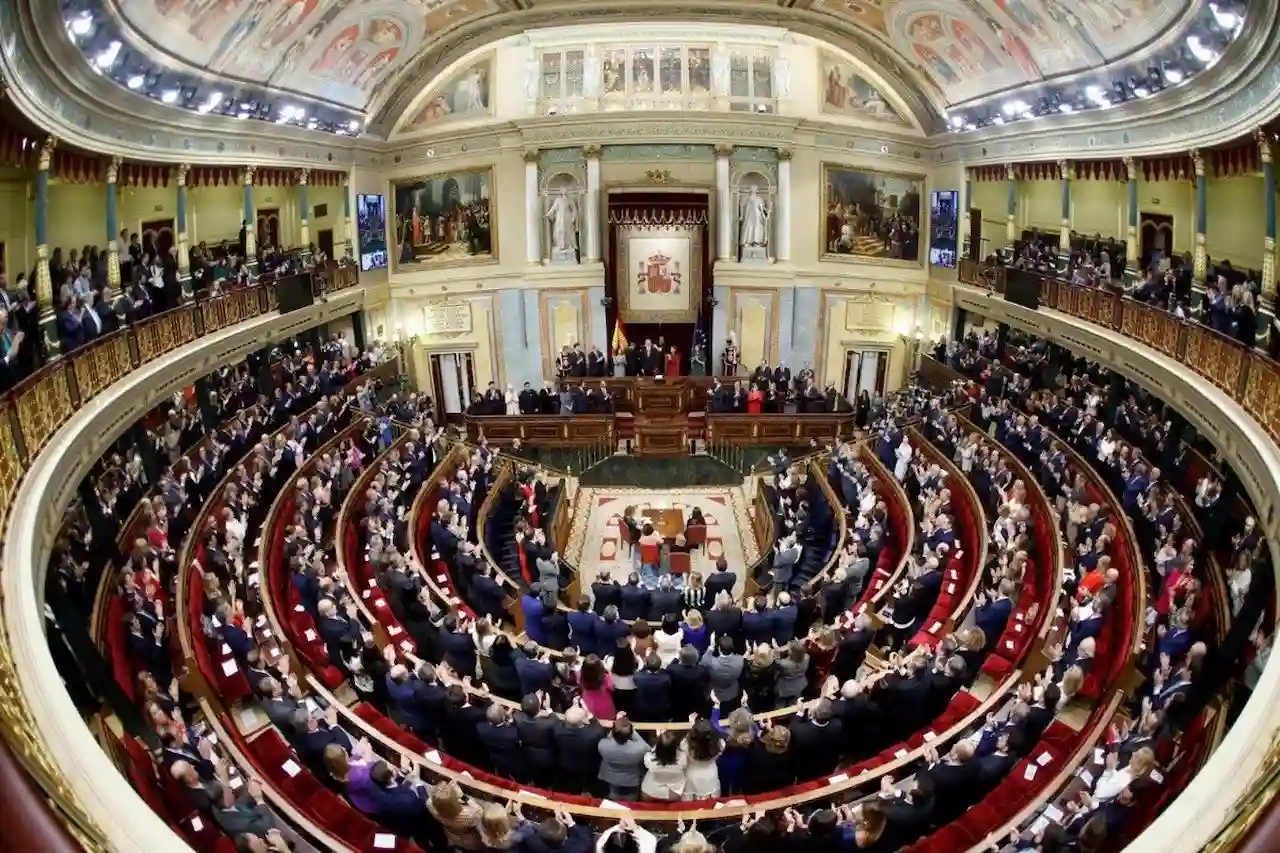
<box><xmin>177</xmin><ymin>163</ymin><xmax>190</xmax><ymax>186</ymax></box>
<box><xmin>1258</xmin><ymin>128</ymin><xmax>1273</xmax><ymax>165</ymax></box>
<box><xmin>1004</xmin><ymin>163</ymin><xmax>1016</xmax><ymax>181</ymax></box>
<box><xmin>1191</xmin><ymin>148</ymin><xmax>1205</xmax><ymax>177</ymax></box>
<box><xmin>106</xmin><ymin>155</ymin><xmax>122</xmax><ymax>184</ymax></box>
<box><xmin>38</xmin><ymin>136</ymin><xmax>56</xmax><ymax>172</ymax></box>
<box><xmin>777</xmin><ymin>148</ymin><xmax>793</xmax><ymax>161</ymax></box>
<box><xmin>1057</xmin><ymin>159</ymin><xmax>1071</xmax><ymax>181</ymax></box>
<box><xmin>714</xmin><ymin>143</ymin><xmax>734</xmax><ymax>158</ymax></box>
<box><xmin>342</xmin><ymin>172</ymin><xmax>350</xmax><ymax>188</ymax></box>
<box><xmin>522</xmin><ymin>148</ymin><xmax>541</xmax><ymax>163</ymax></box>
<box><xmin>243</xmin><ymin>164</ymin><xmax>257</xmax><ymax>186</ymax></box>
<box><xmin>582</xmin><ymin>143</ymin><xmax>602</xmax><ymax>159</ymax></box>
<box><xmin>298</xmin><ymin>168</ymin><xmax>310</xmax><ymax>186</ymax></box>
<box><xmin>1123</xmin><ymin>156</ymin><xmax>1137</xmax><ymax>181</ymax></box>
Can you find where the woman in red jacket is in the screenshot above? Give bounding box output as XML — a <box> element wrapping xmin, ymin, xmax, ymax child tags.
<box><xmin>747</xmin><ymin>382</ymin><xmax>764</xmax><ymax>414</ymax></box>
<box><xmin>664</xmin><ymin>345</ymin><xmax>681</xmax><ymax>376</ymax></box>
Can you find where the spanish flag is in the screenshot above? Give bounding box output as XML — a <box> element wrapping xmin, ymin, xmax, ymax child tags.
<box><xmin>611</xmin><ymin>313</ymin><xmax>628</xmax><ymax>356</ymax></box>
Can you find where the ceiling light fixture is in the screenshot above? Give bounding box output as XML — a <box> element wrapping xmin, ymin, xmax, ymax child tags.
<box><xmin>161</xmin><ymin>89</ymin><xmax>179</xmax><ymax>104</ymax></box>
<box><xmin>94</xmin><ymin>41</ymin><xmax>121</xmax><ymax>70</ymax></box>
<box><xmin>1164</xmin><ymin>67</ymin><xmax>1185</xmax><ymax>83</ymax></box>
<box><xmin>69</xmin><ymin>13</ymin><xmax>93</xmax><ymax>37</ymax></box>
<box><xmin>126</xmin><ymin>74</ymin><xmax>144</xmax><ymax>90</ymax></box>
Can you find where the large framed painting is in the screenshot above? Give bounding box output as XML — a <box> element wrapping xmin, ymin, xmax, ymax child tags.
<box><xmin>820</xmin><ymin>51</ymin><xmax>908</xmax><ymax>126</ymax></box>
<box><xmin>614</xmin><ymin>223</ymin><xmax>704</xmax><ymax>323</ymax></box>
<box><xmin>822</xmin><ymin>164</ymin><xmax>924</xmax><ymax>265</ymax></box>
<box><xmin>392</xmin><ymin>167</ymin><xmax>495</xmax><ymax>269</ymax></box>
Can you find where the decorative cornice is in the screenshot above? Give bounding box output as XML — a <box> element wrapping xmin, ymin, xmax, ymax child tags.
<box><xmin>1123</xmin><ymin>156</ymin><xmax>1137</xmax><ymax>181</ymax></box>
<box><xmin>1005</xmin><ymin>163</ymin><xmax>1016</xmax><ymax>182</ymax></box>
<box><xmin>106</xmin><ymin>155</ymin><xmax>121</xmax><ymax>184</ymax></box>
<box><xmin>37</xmin><ymin>136</ymin><xmax>56</xmax><ymax>172</ymax></box>
<box><xmin>714</xmin><ymin>143</ymin><xmax>735</xmax><ymax>158</ymax></box>
<box><xmin>582</xmin><ymin>144</ymin><xmax>602</xmax><ymax>159</ymax></box>
<box><xmin>1192</xmin><ymin>148</ymin><xmax>1206</xmax><ymax>177</ymax></box>
<box><xmin>1259</xmin><ymin>128</ymin><xmax>1273</xmax><ymax>165</ymax></box>
<box><xmin>778</xmin><ymin>148</ymin><xmax>793</xmax><ymax>161</ymax></box>
<box><xmin>522</xmin><ymin>148</ymin><xmax>541</xmax><ymax>163</ymax></box>
<box><xmin>176</xmin><ymin>163</ymin><xmax>189</xmax><ymax>187</ymax></box>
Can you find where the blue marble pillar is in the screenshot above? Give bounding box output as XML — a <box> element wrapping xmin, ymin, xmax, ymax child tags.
<box><xmin>243</xmin><ymin>166</ymin><xmax>257</xmax><ymax>262</ymax></box>
<box><xmin>106</xmin><ymin>157</ymin><xmax>121</xmax><ymax>289</ymax></box>
<box><xmin>298</xmin><ymin>170</ymin><xmax>311</xmax><ymax>251</ymax></box>
<box><xmin>1262</xmin><ymin>133</ymin><xmax>1276</xmax><ymax>300</ymax></box>
<box><xmin>343</xmin><ymin>174</ymin><xmax>353</xmax><ymax>255</ymax></box>
<box><xmin>1125</xmin><ymin>157</ymin><xmax>1138</xmax><ymax>268</ymax></box>
<box><xmin>1192</xmin><ymin>150</ymin><xmax>1207</xmax><ymax>282</ymax></box>
<box><xmin>1005</xmin><ymin>164</ymin><xmax>1017</xmax><ymax>243</ymax></box>
<box><xmin>1058</xmin><ymin>160</ymin><xmax>1071</xmax><ymax>250</ymax></box>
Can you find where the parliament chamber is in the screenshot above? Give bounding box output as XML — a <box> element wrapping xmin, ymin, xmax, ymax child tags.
<box><xmin>4</xmin><ymin>2</ymin><xmax>1280</xmax><ymax>852</ymax></box>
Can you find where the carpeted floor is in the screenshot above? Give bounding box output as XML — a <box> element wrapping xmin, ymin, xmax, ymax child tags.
<box><xmin>576</xmin><ymin>456</ymin><xmax>742</xmax><ymax>488</ymax></box>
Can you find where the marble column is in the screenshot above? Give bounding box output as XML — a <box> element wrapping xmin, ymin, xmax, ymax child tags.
<box><xmin>342</xmin><ymin>173</ymin><xmax>353</xmax><ymax>252</ymax></box>
<box><xmin>1124</xmin><ymin>157</ymin><xmax>1138</xmax><ymax>268</ymax></box>
<box><xmin>523</xmin><ymin>149</ymin><xmax>541</xmax><ymax>264</ymax></box>
<box><xmin>242</xmin><ymin>165</ymin><xmax>257</xmax><ymax>259</ymax></box>
<box><xmin>715</xmin><ymin>144</ymin><xmax>733</xmax><ymax>260</ymax></box>
<box><xmin>584</xmin><ymin>144</ymin><xmax>602</xmax><ymax>262</ymax></box>
<box><xmin>776</xmin><ymin>148</ymin><xmax>792</xmax><ymax>261</ymax></box>
<box><xmin>35</xmin><ymin>137</ymin><xmax>57</xmax><ymax>356</ymax></box>
<box><xmin>962</xmin><ymin>168</ymin><xmax>972</xmax><ymax>254</ymax></box>
<box><xmin>1058</xmin><ymin>159</ymin><xmax>1071</xmax><ymax>250</ymax></box>
<box><xmin>176</xmin><ymin>164</ymin><xmax>191</xmax><ymax>290</ymax></box>
<box><xmin>1005</xmin><ymin>163</ymin><xmax>1017</xmax><ymax>243</ymax></box>
<box><xmin>106</xmin><ymin>156</ymin><xmax>121</xmax><ymax>290</ymax></box>
<box><xmin>298</xmin><ymin>169</ymin><xmax>311</xmax><ymax>250</ymax></box>
<box><xmin>1260</xmin><ymin>130</ymin><xmax>1276</xmax><ymax>301</ymax></box>
<box><xmin>1192</xmin><ymin>149</ymin><xmax>1207</xmax><ymax>283</ymax></box>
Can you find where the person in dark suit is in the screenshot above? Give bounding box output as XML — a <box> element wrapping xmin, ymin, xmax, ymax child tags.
<box><xmin>973</xmin><ymin>580</ymin><xmax>1016</xmax><ymax>651</ymax></box>
<box><xmin>555</xmin><ymin>703</ymin><xmax>606</xmax><ymax>794</ymax></box>
<box><xmin>649</xmin><ymin>575</ymin><xmax>682</xmax><ymax>621</ymax></box>
<box><xmin>788</xmin><ymin>699</ymin><xmax>845</xmax><ymax>781</ymax></box>
<box><xmin>619</xmin><ymin>573</ymin><xmax>651</xmax><ymax>621</ymax></box>
<box><xmin>316</xmin><ymin>598</ymin><xmax>363</xmax><ymax>672</ymax></box>
<box><xmin>291</xmin><ymin>706</ymin><xmax>354</xmax><ymax>772</ymax></box>
<box><xmin>833</xmin><ymin>614</ymin><xmax>875</xmax><ymax>684</ymax></box>
<box><xmin>567</xmin><ymin>599</ymin><xmax>598</xmax><ymax>655</ymax></box>
<box><xmin>515</xmin><ymin>693</ymin><xmax>559</xmax><ymax>787</ymax></box>
<box><xmin>477</xmin><ymin>703</ymin><xmax>524</xmax><ymax>781</ymax></box>
<box><xmin>666</xmin><ymin>646</ymin><xmax>711</xmax><ymax>720</ymax></box>
<box><xmin>594</xmin><ymin>606</ymin><xmax>631</xmax><ymax>653</ymax></box>
<box><xmin>706</xmin><ymin>559</ymin><xmax>737</xmax><ymax>600</ymax></box>
<box><xmin>631</xmin><ymin>654</ymin><xmax>672</xmax><ymax>722</ymax></box>
<box><xmin>591</xmin><ymin>573</ymin><xmax>622</xmax><ymax>616</ymax></box>
<box><xmin>57</xmin><ymin>295</ymin><xmax>86</xmax><ymax>353</ymax></box>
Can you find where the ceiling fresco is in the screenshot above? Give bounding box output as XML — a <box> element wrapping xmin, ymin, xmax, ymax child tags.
<box><xmin>103</xmin><ymin>0</ymin><xmax>1192</xmax><ymax>117</ymax></box>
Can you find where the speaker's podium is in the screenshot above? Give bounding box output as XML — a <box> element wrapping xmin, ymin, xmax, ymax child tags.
<box><xmin>633</xmin><ymin>376</ymin><xmax>688</xmax><ymax>415</ymax></box>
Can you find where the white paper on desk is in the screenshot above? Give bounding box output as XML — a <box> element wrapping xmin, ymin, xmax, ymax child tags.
<box><xmin>247</xmin><ymin>572</ymin><xmax>260</xmax><ymax>587</ymax></box>
<box><xmin>362</xmin><ymin>589</ymin><xmax>371</xmax><ymax>599</ymax></box>
<box><xmin>519</xmin><ymin>790</ymin><xmax>546</xmax><ymax>799</ymax></box>
<box><xmin>946</xmin><ymin>583</ymin><xmax>956</xmax><ymax>595</ymax></box>
<box><xmin>1015</xmin><ymin>623</ymin><xmax>1024</xmax><ymax>633</ymax></box>
<box><xmin>240</xmin><ymin>709</ymin><xmax>257</xmax><ymax>728</ymax></box>
<box><xmin>388</xmin><ymin>625</ymin><xmax>403</xmax><ymax>636</ymax></box>
<box><xmin>282</xmin><ymin>759</ymin><xmax>301</xmax><ymax>778</ymax></box>
<box><xmin>221</xmin><ymin>659</ymin><xmax>238</xmax><ymax>676</ymax></box>
<box><xmin>256</xmin><ymin>615</ymin><xmax>268</xmax><ymax>627</ymax></box>
<box><xmin>423</xmin><ymin>750</ymin><xmax>442</xmax><ymax>764</ymax></box>
<box><xmin>1024</xmin><ymin>764</ymin><xmax>1037</xmax><ymax>781</ymax></box>
<box><xmin>305</xmin><ymin>629</ymin><xmax>318</xmax><ymax>641</ymax></box>
<box><xmin>1030</xmin><ymin>816</ymin><xmax>1050</xmax><ymax>836</ymax></box>
<box><xmin>1005</xmin><ymin>640</ymin><xmax>1015</xmax><ymax>651</ymax></box>
<box><xmin>190</xmin><ymin>817</ymin><xmax>204</xmax><ymax>833</ymax></box>
<box><xmin>373</xmin><ymin>834</ymin><xmax>397</xmax><ymax>850</ymax></box>
<box><xmin>305</xmin><ymin>698</ymin><xmax>319</xmax><ymax>714</ymax></box>
<box><xmin>923</xmin><ymin>731</ymin><xmax>937</xmax><ymax>742</ymax></box>
<box><xmin>827</xmin><ymin>773</ymin><xmax>850</xmax><ymax>784</ymax></box>
<box><xmin>401</xmin><ymin>639</ymin><xmax>414</xmax><ymax>652</ymax></box>
<box><xmin>375</xmin><ymin>598</ymin><xmax>388</xmax><ymax>609</ymax></box>
<box><xmin>253</xmin><ymin>537</ymin><xmax>262</xmax><ymax>548</ymax></box>
<box><xmin>948</xmin><ymin>570</ymin><xmax>959</xmax><ymax>580</ymax></box>
<box><xmin>1150</xmin><ymin>769</ymin><xmax>1165</xmax><ymax>784</ymax></box>
<box><xmin>262</xmin><ymin>628</ymin><xmax>273</xmax><ymax>639</ymax></box>
<box><xmin>1044</xmin><ymin>804</ymin><xmax>1065</xmax><ymax>823</ymax></box>
<box><xmin>220</xmin><ymin>643</ymin><xmax>231</xmax><ymax>655</ymax></box>
<box><xmin>1093</xmin><ymin>748</ymin><xmax>1105</xmax><ymax>765</ymax></box>
<box><xmin>1037</xmin><ymin>751</ymin><xmax>1053</xmax><ymax>767</ymax></box>
<box><xmin>229</xmin><ymin>775</ymin><xmax>244</xmax><ymax>790</ymax></box>
<box><xmin>368</xmin><ymin>578</ymin><xmax>378</xmax><ymax>588</ymax></box>
<box><xmin>895</xmin><ymin>748</ymin><xmax>909</xmax><ymax>759</ymax></box>
<box><xmin>930</xmin><ymin>621</ymin><xmax>942</xmax><ymax>634</ymax></box>
<box><xmin>1080</xmin><ymin>770</ymin><xmax>1094</xmax><ymax>786</ymax></box>
<box><xmin>295</xmin><ymin>604</ymin><xmax>306</xmax><ymax>613</ymax></box>
<box><xmin>436</xmin><ymin>575</ymin><xmax>447</xmax><ymax>584</ymax></box>
<box><xmin>206</xmin><ymin>733</ymin><xmax>218</xmax><ymax>745</ymax></box>
<box><xmin>599</xmin><ymin>800</ymin><xmax>631</xmax><ymax>811</ymax></box>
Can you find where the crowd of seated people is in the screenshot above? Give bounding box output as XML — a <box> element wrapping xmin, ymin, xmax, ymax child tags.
<box><xmin>54</xmin><ymin>335</ymin><xmax>395</xmax><ymax>850</ymax></box>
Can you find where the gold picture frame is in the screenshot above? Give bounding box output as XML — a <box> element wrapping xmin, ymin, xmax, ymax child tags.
<box><xmin>391</xmin><ymin>166</ymin><xmax>498</xmax><ymax>271</ymax></box>
<box><xmin>614</xmin><ymin>220</ymin><xmax>704</xmax><ymax>323</ymax></box>
<box><xmin>821</xmin><ymin>163</ymin><xmax>925</xmax><ymax>267</ymax></box>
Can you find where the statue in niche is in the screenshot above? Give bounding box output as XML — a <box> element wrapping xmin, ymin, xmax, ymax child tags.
<box><xmin>523</xmin><ymin>57</ymin><xmax>539</xmax><ymax>101</ymax></box>
<box><xmin>774</xmin><ymin>56</ymin><xmax>791</xmax><ymax>98</ymax></box>
<box><xmin>712</xmin><ymin>45</ymin><xmax>731</xmax><ymax>96</ymax></box>
<box><xmin>545</xmin><ymin>187</ymin><xmax>579</xmax><ymax>263</ymax></box>
<box><xmin>739</xmin><ymin>185</ymin><xmax>771</xmax><ymax>261</ymax></box>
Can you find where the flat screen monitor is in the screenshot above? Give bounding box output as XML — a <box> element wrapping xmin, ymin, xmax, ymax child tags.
<box><xmin>357</xmin><ymin>193</ymin><xmax>388</xmax><ymax>271</ymax></box>
<box><xmin>929</xmin><ymin>189</ymin><xmax>959</xmax><ymax>269</ymax></box>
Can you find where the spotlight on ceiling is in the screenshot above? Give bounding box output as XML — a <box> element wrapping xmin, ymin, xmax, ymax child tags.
<box><xmin>1164</xmin><ymin>66</ymin><xmax>1185</xmax><ymax>84</ymax></box>
<box><xmin>161</xmin><ymin>89</ymin><xmax>179</xmax><ymax>104</ymax></box>
<box><xmin>347</xmin><ymin>120</ymin><xmax>359</xmax><ymax>132</ymax></box>
<box><xmin>94</xmin><ymin>41</ymin><xmax>121</xmax><ymax>70</ymax></box>
<box><xmin>126</xmin><ymin>74</ymin><xmax>144</xmax><ymax>90</ymax></box>
<box><xmin>949</xmin><ymin>114</ymin><xmax>964</xmax><ymax>128</ymax></box>
<box><xmin>1058</xmin><ymin>102</ymin><xmax>1074</xmax><ymax>114</ymax></box>
<box><xmin>1210</xmin><ymin>2</ymin><xmax>1240</xmax><ymax>31</ymax></box>
<box><xmin>69</xmin><ymin>13</ymin><xmax>93</xmax><ymax>38</ymax></box>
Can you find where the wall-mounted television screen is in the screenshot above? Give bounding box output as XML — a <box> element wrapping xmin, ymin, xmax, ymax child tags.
<box><xmin>929</xmin><ymin>189</ymin><xmax>959</xmax><ymax>269</ymax></box>
<box><xmin>357</xmin><ymin>194</ymin><xmax>388</xmax><ymax>271</ymax></box>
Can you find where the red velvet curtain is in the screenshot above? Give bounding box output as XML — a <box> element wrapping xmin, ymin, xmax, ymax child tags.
<box><xmin>605</xmin><ymin>192</ymin><xmax>711</xmax><ymax>367</ymax></box>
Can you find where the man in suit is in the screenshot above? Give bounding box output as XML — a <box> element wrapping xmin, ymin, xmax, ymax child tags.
<box><xmin>631</xmin><ymin>654</ymin><xmax>672</xmax><ymax>721</ymax></box>
<box><xmin>567</xmin><ymin>599</ymin><xmax>597</xmax><ymax>655</ymax></box>
<box><xmin>624</xmin><ymin>341</ymin><xmax>640</xmax><ymax>377</ymax></box>
<box><xmin>974</xmin><ymin>580</ymin><xmax>1016</xmax><ymax>650</ymax></box>
<box><xmin>769</xmin><ymin>591</ymin><xmax>799</xmax><ymax>644</ymax></box>
<box><xmin>290</xmin><ymin>705</ymin><xmax>354</xmax><ymax>770</ymax></box>
<box><xmin>316</xmin><ymin>598</ymin><xmax>363</xmax><ymax>671</ymax></box>
<box><xmin>385</xmin><ymin>663</ymin><xmax>444</xmax><ymax>741</ymax></box>
<box><xmin>587</xmin><ymin>345</ymin><xmax>607</xmax><ymax>377</ymax></box>
<box><xmin>788</xmin><ymin>699</ymin><xmax>845</xmax><ymax>780</ymax></box>
<box><xmin>519</xmin><ymin>382</ymin><xmax>540</xmax><ymax>414</ymax></box>
<box><xmin>667</xmin><ymin>646</ymin><xmax>711</xmax><ymax>720</ymax></box>
<box><xmin>477</xmin><ymin>704</ymin><xmax>524</xmax><ymax>781</ymax></box>
<box><xmin>649</xmin><ymin>574</ymin><xmax>682</xmax><ymax>621</ymax></box>
<box><xmin>515</xmin><ymin>693</ymin><xmax>559</xmax><ymax>788</ymax></box>
<box><xmin>706</xmin><ymin>559</ymin><xmax>737</xmax><ymax>600</ymax></box>
<box><xmin>771</xmin><ymin>533</ymin><xmax>802</xmax><ymax>591</ymax></box>
<box><xmin>619</xmin><ymin>573</ymin><xmax>651</xmax><ymax>621</ymax></box>
<box><xmin>555</xmin><ymin>703</ymin><xmax>606</xmax><ymax>794</ymax></box>
<box><xmin>641</xmin><ymin>338</ymin><xmax>662</xmax><ymax>375</ymax></box>
<box><xmin>700</xmin><ymin>634</ymin><xmax>745</xmax><ymax>710</ymax></box>
<box><xmin>590</xmin><ymin>573</ymin><xmax>622</xmax><ymax>615</ymax></box>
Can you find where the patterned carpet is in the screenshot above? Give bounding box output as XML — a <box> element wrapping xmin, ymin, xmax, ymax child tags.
<box><xmin>566</xmin><ymin>487</ymin><xmax>758</xmax><ymax>590</ymax></box>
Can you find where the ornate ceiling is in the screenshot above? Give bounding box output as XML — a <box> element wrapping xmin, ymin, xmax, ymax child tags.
<box><xmin>102</xmin><ymin>0</ymin><xmax>1192</xmax><ymax>124</ymax></box>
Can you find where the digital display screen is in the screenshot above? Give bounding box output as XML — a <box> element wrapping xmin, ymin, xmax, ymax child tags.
<box><xmin>929</xmin><ymin>189</ymin><xmax>959</xmax><ymax>269</ymax></box>
<box><xmin>357</xmin><ymin>194</ymin><xmax>388</xmax><ymax>271</ymax></box>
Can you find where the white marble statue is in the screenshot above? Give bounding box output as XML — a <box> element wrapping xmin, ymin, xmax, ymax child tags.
<box><xmin>523</xmin><ymin>57</ymin><xmax>540</xmax><ymax>101</ymax></box>
<box><xmin>545</xmin><ymin>188</ymin><xmax>579</xmax><ymax>255</ymax></box>
<box><xmin>739</xmin><ymin>186</ymin><xmax>770</xmax><ymax>248</ymax></box>
<box><xmin>712</xmin><ymin>46</ymin><xmax>731</xmax><ymax>95</ymax></box>
<box><xmin>774</xmin><ymin>56</ymin><xmax>792</xmax><ymax>99</ymax></box>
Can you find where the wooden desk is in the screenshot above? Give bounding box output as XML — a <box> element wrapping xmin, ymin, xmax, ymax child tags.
<box><xmin>633</xmin><ymin>413</ymin><xmax>689</xmax><ymax>457</ymax></box>
<box><xmin>463</xmin><ymin>414</ymin><xmax>614</xmax><ymax>446</ymax></box>
<box><xmin>704</xmin><ymin>412</ymin><xmax>854</xmax><ymax>446</ymax></box>
<box><xmin>641</xmin><ymin>507</ymin><xmax>685</xmax><ymax>540</ymax></box>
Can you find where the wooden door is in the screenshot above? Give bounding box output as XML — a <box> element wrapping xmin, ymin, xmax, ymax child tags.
<box><xmin>1139</xmin><ymin>212</ymin><xmax>1174</xmax><ymax>272</ymax></box>
<box><xmin>256</xmin><ymin>208</ymin><xmax>281</xmax><ymax>251</ymax></box>
<box><xmin>317</xmin><ymin>228</ymin><xmax>335</xmax><ymax>259</ymax></box>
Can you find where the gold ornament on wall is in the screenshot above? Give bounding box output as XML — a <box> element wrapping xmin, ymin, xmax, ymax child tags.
<box><xmin>644</xmin><ymin>169</ymin><xmax>674</xmax><ymax>185</ymax></box>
